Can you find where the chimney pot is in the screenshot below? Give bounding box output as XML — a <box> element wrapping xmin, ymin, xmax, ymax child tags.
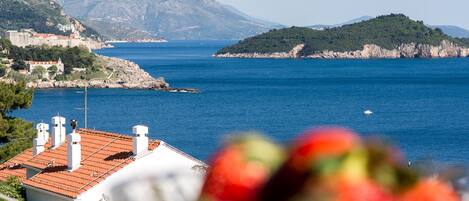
<box><xmin>132</xmin><ymin>125</ymin><xmax>149</xmax><ymax>157</ymax></box>
<box><xmin>51</xmin><ymin>116</ymin><xmax>66</xmax><ymax>148</ymax></box>
<box><xmin>33</xmin><ymin>123</ymin><xmax>49</xmax><ymax>156</ymax></box>
<box><xmin>35</xmin><ymin>123</ymin><xmax>49</xmax><ymax>143</ymax></box>
<box><xmin>67</xmin><ymin>131</ymin><xmax>81</xmax><ymax>171</ymax></box>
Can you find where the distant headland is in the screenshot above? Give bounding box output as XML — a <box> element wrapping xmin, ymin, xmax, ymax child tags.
<box><xmin>105</xmin><ymin>38</ymin><xmax>168</xmax><ymax>44</ymax></box>
<box><xmin>215</xmin><ymin>14</ymin><xmax>469</xmax><ymax>59</ymax></box>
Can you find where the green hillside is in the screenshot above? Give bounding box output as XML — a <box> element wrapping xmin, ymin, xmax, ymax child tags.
<box><xmin>0</xmin><ymin>0</ymin><xmax>100</xmax><ymax>38</ymax></box>
<box><xmin>217</xmin><ymin>14</ymin><xmax>469</xmax><ymax>56</ymax></box>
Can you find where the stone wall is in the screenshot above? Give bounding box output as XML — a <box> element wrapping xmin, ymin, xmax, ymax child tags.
<box><xmin>3</xmin><ymin>31</ymin><xmax>106</xmax><ymax>50</ymax></box>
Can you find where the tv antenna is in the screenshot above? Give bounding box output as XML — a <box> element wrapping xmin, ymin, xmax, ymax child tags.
<box><xmin>74</xmin><ymin>85</ymin><xmax>88</xmax><ymax>128</ymax></box>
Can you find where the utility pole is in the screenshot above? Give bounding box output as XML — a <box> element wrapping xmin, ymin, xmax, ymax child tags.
<box><xmin>84</xmin><ymin>85</ymin><xmax>88</xmax><ymax>129</ymax></box>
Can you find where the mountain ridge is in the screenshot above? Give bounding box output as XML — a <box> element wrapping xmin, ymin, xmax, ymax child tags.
<box><xmin>57</xmin><ymin>0</ymin><xmax>278</xmax><ymax>40</ymax></box>
<box><xmin>430</xmin><ymin>25</ymin><xmax>469</xmax><ymax>38</ymax></box>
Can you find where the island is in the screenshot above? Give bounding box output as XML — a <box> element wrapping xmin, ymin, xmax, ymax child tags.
<box><xmin>215</xmin><ymin>14</ymin><xmax>469</xmax><ymax>59</ymax></box>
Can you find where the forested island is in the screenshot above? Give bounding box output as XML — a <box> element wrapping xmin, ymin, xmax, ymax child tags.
<box><xmin>216</xmin><ymin>14</ymin><xmax>469</xmax><ymax>59</ymax></box>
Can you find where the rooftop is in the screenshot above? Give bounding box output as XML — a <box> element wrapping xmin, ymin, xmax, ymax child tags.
<box><xmin>1</xmin><ymin>128</ymin><xmax>160</xmax><ymax>198</ymax></box>
<box><xmin>0</xmin><ymin>149</ymin><xmax>33</xmax><ymax>182</ymax></box>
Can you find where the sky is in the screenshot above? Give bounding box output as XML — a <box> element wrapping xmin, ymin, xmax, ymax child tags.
<box><xmin>218</xmin><ymin>0</ymin><xmax>469</xmax><ymax>29</ymax></box>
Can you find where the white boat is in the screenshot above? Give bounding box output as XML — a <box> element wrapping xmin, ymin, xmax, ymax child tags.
<box><xmin>364</xmin><ymin>110</ymin><xmax>373</xmax><ymax>115</ymax></box>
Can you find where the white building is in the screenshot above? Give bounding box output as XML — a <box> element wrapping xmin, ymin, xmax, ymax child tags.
<box><xmin>1</xmin><ymin>30</ymin><xmax>105</xmax><ymax>50</ymax></box>
<box><xmin>25</xmin><ymin>58</ymin><xmax>65</xmax><ymax>77</ymax></box>
<box><xmin>0</xmin><ymin>117</ymin><xmax>206</xmax><ymax>201</ymax></box>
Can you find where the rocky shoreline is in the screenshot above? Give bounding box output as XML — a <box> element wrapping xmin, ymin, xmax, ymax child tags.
<box><xmin>214</xmin><ymin>40</ymin><xmax>469</xmax><ymax>59</ymax></box>
<box><xmin>0</xmin><ymin>55</ymin><xmax>202</xmax><ymax>93</ymax></box>
<box><xmin>24</xmin><ymin>56</ymin><xmax>170</xmax><ymax>90</ymax></box>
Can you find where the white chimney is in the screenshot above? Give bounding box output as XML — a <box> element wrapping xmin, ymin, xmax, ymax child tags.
<box><xmin>33</xmin><ymin>123</ymin><xmax>49</xmax><ymax>155</ymax></box>
<box><xmin>132</xmin><ymin>125</ymin><xmax>149</xmax><ymax>157</ymax></box>
<box><xmin>51</xmin><ymin>116</ymin><xmax>66</xmax><ymax>148</ymax></box>
<box><xmin>67</xmin><ymin>130</ymin><xmax>81</xmax><ymax>171</ymax></box>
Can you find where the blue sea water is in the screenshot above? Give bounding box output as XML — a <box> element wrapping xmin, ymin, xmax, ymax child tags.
<box><xmin>13</xmin><ymin>41</ymin><xmax>469</xmax><ymax>163</ymax></box>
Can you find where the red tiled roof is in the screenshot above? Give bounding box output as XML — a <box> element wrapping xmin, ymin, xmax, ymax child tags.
<box><xmin>0</xmin><ymin>149</ymin><xmax>34</xmax><ymax>182</ymax></box>
<box><xmin>1</xmin><ymin>128</ymin><xmax>159</xmax><ymax>198</ymax></box>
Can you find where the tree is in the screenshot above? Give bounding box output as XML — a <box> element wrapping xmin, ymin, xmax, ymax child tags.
<box><xmin>0</xmin><ymin>82</ymin><xmax>32</xmax><ymax>117</ymax></box>
<box><xmin>0</xmin><ymin>176</ymin><xmax>25</xmax><ymax>200</ymax></box>
<box><xmin>48</xmin><ymin>65</ymin><xmax>58</xmax><ymax>77</ymax></box>
<box><xmin>31</xmin><ymin>66</ymin><xmax>46</xmax><ymax>79</ymax></box>
<box><xmin>0</xmin><ymin>82</ymin><xmax>34</xmax><ymax>164</ymax></box>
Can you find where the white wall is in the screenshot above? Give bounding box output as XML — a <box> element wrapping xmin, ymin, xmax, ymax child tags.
<box><xmin>75</xmin><ymin>142</ymin><xmax>205</xmax><ymax>201</ymax></box>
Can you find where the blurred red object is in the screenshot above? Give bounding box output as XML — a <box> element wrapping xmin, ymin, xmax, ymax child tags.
<box><xmin>199</xmin><ymin>135</ymin><xmax>284</xmax><ymax>201</ymax></box>
<box><xmin>399</xmin><ymin>178</ymin><xmax>460</xmax><ymax>201</ymax></box>
<box><xmin>289</xmin><ymin>127</ymin><xmax>361</xmax><ymax>171</ymax></box>
<box><xmin>199</xmin><ymin>127</ymin><xmax>461</xmax><ymax>201</ymax></box>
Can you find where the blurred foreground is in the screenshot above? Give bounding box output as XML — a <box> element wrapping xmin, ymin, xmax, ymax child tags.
<box><xmin>112</xmin><ymin>127</ymin><xmax>468</xmax><ymax>201</ymax></box>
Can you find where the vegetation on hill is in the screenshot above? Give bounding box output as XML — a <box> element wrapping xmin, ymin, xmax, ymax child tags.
<box><xmin>8</xmin><ymin>45</ymin><xmax>97</xmax><ymax>74</ymax></box>
<box><xmin>0</xmin><ymin>0</ymin><xmax>69</xmax><ymax>35</ymax></box>
<box><xmin>217</xmin><ymin>14</ymin><xmax>468</xmax><ymax>55</ymax></box>
<box><xmin>0</xmin><ymin>82</ymin><xmax>34</xmax><ymax>164</ymax></box>
<box><xmin>0</xmin><ymin>0</ymin><xmax>100</xmax><ymax>38</ymax></box>
<box><xmin>1</xmin><ymin>38</ymin><xmax>107</xmax><ymax>82</ymax></box>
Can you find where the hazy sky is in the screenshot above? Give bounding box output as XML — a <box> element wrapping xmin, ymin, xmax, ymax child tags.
<box><xmin>218</xmin><ymin>0</ymin><xmax>469</xmax><ymax>29</ymax></box>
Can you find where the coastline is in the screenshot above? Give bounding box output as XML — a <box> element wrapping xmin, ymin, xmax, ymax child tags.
<box><xmin>0</xmin><ymin>55</ymin><xmax>174</xmax><ymax>91</ymax></box>
<box><xmin>24</xmin><ymin>55</ymin><xmax>170</xmax><ymax>90</ymax></box>
<box><xmin>214</xmin><ymin>40</ymin><xmax>469</xmax><ymax>59</ymax></box>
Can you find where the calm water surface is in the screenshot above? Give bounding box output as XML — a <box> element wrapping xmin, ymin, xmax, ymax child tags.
<box><xmin>13</xmin><ymin>41</ymin><xmax>469</xmax><ymax>163</ymax></box>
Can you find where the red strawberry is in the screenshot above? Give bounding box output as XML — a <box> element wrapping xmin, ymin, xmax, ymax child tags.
<box><xmin>259</xmin><ymin>128</ymin><xmax>361</xmax><ymax>201</ymax></box>
<box><xmin>333</xmin><ymin>179</ymin><xmax>395</xmax><ymax>201</ymax></box>
<box><xmin>399</xmin><ymin>178</ymin><xmax>460</xmax><ymax>201</ymax></box>
<box><xmin>290</xmin><ymin>127</ymin><xmax>361</xmax><ymax>171</ymax></box>
<box><xmin>199</xmin><ymin>135</ymin><xmax>284</xmax><ymax>201</ymax></box>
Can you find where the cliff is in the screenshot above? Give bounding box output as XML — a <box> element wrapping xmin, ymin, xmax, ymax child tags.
<box><xmin>215</xmin><ymin>40</ymin><xmax>469</xmax><ymax>59</ymax></box>
<box><xmin>24</xmin><ymin>56</ymin><xmax>169</xmax><ymax>89</ymax></box>
<box><xmin>215</xmin><ymin>44</ymin><xmax>305</xmax><ymax>59</ymax></box>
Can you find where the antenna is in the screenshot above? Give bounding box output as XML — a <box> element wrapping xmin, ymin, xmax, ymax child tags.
<box><xmin>75</xmin><ymin>87</ymin><xmax>88</xmax><ymax>129</ymax></box>
<box><xmin>84</xmin><ymin>85</ymin><xmax>88</xmax><ymax>129</ymax></box>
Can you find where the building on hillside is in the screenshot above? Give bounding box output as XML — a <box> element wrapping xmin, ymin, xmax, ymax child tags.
<box><xmin>25</xmin><ymin>59</ymin><xmax>65</xmax><ymax>77</ymax></box>
<box><xmin>0</xmin><ymin>117</ymin><xmax>206</xmax><ymax>201</ymax></box>
<box><xmin>0</xmin><ymin>30</ymin><xmax>104</xmax><ymax>50</ymax></box>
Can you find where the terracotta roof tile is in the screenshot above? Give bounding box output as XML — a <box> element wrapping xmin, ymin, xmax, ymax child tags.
<box><xmin>0</xmin><ymin>149</ymin><xmax>34</xmax><ymax>182</ymax></box>
<box><xmin>1</xmin><ymin>128</ymin><xmax>160</xmax><ymax>198</ymax></box>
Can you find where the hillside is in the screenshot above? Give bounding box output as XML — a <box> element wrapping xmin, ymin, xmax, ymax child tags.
<box><xmin>0</xmin><ymin>0</ymin><xmax>100</xmax><ymax>38</ymax></box>
<box><xmin>217</xmin><ymin>14</ymin><xmax>469</xmax><ymax>58</ymax></box>
<box><xmin>0</xmin><ymin>38</ymin><xmax>168</xmax><ymax>89</ymax></box>
<box><xmin>57</xmin><ymin>0</ymin><xmax>277</xmax><ymax>40</ymax></box>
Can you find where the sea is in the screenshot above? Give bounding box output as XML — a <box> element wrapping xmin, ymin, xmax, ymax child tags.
<box><xmin>13</xmin><ymin>41</ymin><xmax>469</xmax><ymax>164</ymax></box>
